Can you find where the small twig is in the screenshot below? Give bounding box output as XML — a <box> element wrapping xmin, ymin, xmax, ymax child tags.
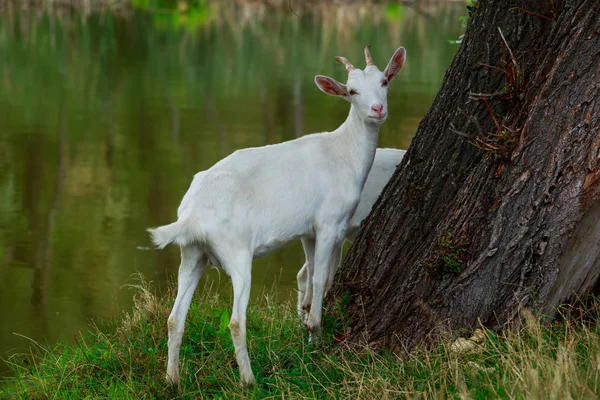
<box><xmin>458</xmin><ymin>108</ymin><xmax>485</xmax><ymax>137</ymax></box>
<box><xmin>468</xmin><ymin>91</ymin><xmax>507</xmax><ymax>100</ymax></box>
<box><xmin>509</xmin><ymin>6</ymin><xmax>554</xmax><ymax>21</ymax></box>
<box><xmin>289</xmin><ymin>0</ymin><xmax>299</xmax><ymax>17</ymax></box>
<box><xmin>472</xmin><ymin>138</ymin><xmax>501</xmax><ymax>152</ymax></box>
<box><xmin>483</xmin><ymin>99</ymin><xmax>503</xmax><ymax>135</ymax></box>
<box><xmin>497</xmin><ymin>27</ymin><xmax>519</xmax><ymax>70</ymax></box>
<box><xmin>450</xmin><ymin>129</ymin><xmax>471</xmax><ymax>138</ymax></box>
<box><xmin>449</xmin><ymin>122</ymin><xmax>470</xmax><ymax>138</ymax></box>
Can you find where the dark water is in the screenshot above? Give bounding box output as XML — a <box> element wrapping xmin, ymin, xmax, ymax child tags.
<box><xmin>0</xmin><ymin>2</ymin><xmax>464</xmax><ymax>374</ymax></box>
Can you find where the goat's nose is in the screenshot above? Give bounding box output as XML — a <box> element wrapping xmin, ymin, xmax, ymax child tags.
<box><xmin>371</xmin><ymin>104</ymin><xmax>384</xmax><ymax>113</ymax></box>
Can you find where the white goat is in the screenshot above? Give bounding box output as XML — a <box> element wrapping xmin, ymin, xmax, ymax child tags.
<box><xmin>148</xmin><ymin>45</ymin><xmax>406</xmax><ymax>386</ymax></box>
<box><xmin>296</xmin><ymin>147</ymin><xmax>406</xmax><ymax>316</ymax></box>
<box><xmin>163</xmin><ymin>148</ymin><xmax>406</xmax><ymax>323</ymax></box>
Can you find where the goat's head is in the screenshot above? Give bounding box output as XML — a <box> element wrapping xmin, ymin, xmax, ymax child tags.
<box><xmin>315</xmin><ymin>45</ymin><xmax>406</xmax><ymax>125</ymax></box>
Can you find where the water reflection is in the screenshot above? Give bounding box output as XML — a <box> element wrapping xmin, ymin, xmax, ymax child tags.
<box><xmin>0</xmin><ymin>1</ymin><xmax>464</xmax><ymax>375</ymax></box>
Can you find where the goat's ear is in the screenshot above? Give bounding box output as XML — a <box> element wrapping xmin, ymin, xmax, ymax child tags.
<box><xmin>383</xmin><ymin>47</ymin><xmax>406</xmax><ymax>84</ymax></box>
<box><xmin>314</xmin><ymin>75</ymin><xmax>349</xmax><ymax>100</ymax></box>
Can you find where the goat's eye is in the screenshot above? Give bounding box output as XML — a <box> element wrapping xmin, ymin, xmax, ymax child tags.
<box><xmin>382</xmin><ymin>80</ymin><xmax>389</xmax><ymax>87</ymax></box>
<box><xmin>349</xmin><ymin>89</ymin><xmax>358</xmax><ymax>96</ymax></box>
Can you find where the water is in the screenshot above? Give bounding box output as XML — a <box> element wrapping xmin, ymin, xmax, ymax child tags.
<box><xmin>0</xmin><ymin>1</ymin><xmax>464</xmax><ymax>374</ymax></box>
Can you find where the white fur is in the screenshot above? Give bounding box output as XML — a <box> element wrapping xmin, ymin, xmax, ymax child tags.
<box><xmin>296</xmin><ymin>148</ymin><xmax>406</xmax><ymax>316</ymax></box>
<box><xmin>347</xmin><ymin>148</ymin><xmax>406</xmax><ymax>240</ymax></box>
<box><xmin>148</xmin><ymin>46</ymin><xmax>406</xmax><ymax>386</ymax></box>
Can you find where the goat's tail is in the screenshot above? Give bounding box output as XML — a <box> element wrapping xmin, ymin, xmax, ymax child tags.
<box><xmin>147</xmin><ymin>219</ymin><xmax>205</xmax><ymax>249</ymax></box>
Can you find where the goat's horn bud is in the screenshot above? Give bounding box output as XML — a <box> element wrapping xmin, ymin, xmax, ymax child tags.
<box><xmin>335</xmin><ymin>56</ymin><xmax>355</xmax><ymax>73</ymax></box>
<box><xmin>364</xmin><ymin>45</ymin><xmax>374</xmax><ymax>67</ymax></box>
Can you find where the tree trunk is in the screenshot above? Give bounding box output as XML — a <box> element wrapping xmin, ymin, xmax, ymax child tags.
<box><xmin>329</xmin><ymin>0</ymin><xmax>600</xmax><ymax>349</ymax></box>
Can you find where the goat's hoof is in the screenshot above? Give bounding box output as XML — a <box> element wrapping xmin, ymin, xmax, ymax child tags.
<box><xmin>304</xmin><ymin>312</ymin><xmax>320</xmax><ymax>334</ymax></box>
<box><xmin>240</xmin><ymin>373</ymin><xmax>256</xmax><ymax>386</ymax></box>
<box><xmin>166</xmin><ymin>373</ymin><xmax>178</xmax><ymax>384</ymax></box>
<box><xmin>165</xmin><ymin>372</ymin><xmax>181</xmax><ymax>390</ymax></box>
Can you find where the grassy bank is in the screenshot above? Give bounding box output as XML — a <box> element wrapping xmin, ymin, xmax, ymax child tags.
<box><xmin>1</xmin><ymin>278</ymin><xmax>599</xmax><ymax>399</ymax></box>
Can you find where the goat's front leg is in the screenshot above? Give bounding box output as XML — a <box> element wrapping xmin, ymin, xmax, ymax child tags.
<box><xmin>305</xmin><ymin>230</ymin><xmax>343</xmax><ymax>334</ymax></box>
<box><xmin>297</xmin><ymin>238</ymin><xmax>315</xmax><ymax>317</ymax></box>
<box><xmin>166</xmin><ymin>246</ymin><xmax>207</xmax><ymax>387</ymax></box>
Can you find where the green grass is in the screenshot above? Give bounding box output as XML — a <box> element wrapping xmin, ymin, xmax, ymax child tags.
<box><xmin>1</xmin><ymin>277</ymin><xmax>600</xmax><ymax>399</ymax></box>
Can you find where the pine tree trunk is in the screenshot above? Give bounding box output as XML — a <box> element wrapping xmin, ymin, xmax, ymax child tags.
<box><xmin>329</xmin><ymin>0</ymin><xmax>600</xmax><ymax>349</ymax></box>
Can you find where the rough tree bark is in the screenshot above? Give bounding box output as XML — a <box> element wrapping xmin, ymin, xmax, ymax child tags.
<box><xmin>328</xmin><ymin>0</ymin><xmax>600</xmax><ymax>349</ymax></box>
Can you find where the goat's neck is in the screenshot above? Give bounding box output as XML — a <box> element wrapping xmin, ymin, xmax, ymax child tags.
<box><xmin>333</xmin><ymin>105</ymin><xmax>380</xmax><ymax>181</ymax></box>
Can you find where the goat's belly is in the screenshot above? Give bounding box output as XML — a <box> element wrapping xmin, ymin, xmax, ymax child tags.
<box><xmin>253</xmin><ymin>235</ymin><xmax>297</xmax><ymax>258</ymax></box>
<box><xmin>252</xmin><ymin>227</ymin><xmax>310</xmax><ymax>258</ymax></box>
<box><xmin>250</xmin><ymin>209</ymin><xmax>314</xmax><ymax>258</ymax></box>
<box><xmin>253</xmin><ymin>242</ymin><xmax>284</xmax><ymax>258</ymax></box>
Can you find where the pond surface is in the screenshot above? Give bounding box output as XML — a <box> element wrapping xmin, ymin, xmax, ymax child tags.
<box><xmin>0</xmin><ymin>1</ymin><xmax>464</xmax><ymax>374</ymax></box>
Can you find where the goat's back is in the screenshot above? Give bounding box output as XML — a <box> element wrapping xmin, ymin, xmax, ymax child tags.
<box><xmin>177</xmin><ymin>131</ymin><xmax>371</xmax><ymax>255</ymax></box>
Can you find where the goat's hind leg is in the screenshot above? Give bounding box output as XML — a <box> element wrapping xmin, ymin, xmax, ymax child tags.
<box><xmin>221</xmin><ymin>251</ymin><xmax>255</xmax><ymax>385</ymax></box>
<box><xmin>166</xmin><ymin>245</ymin><xmax>207</xmax><ymax>387</ymax></box>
